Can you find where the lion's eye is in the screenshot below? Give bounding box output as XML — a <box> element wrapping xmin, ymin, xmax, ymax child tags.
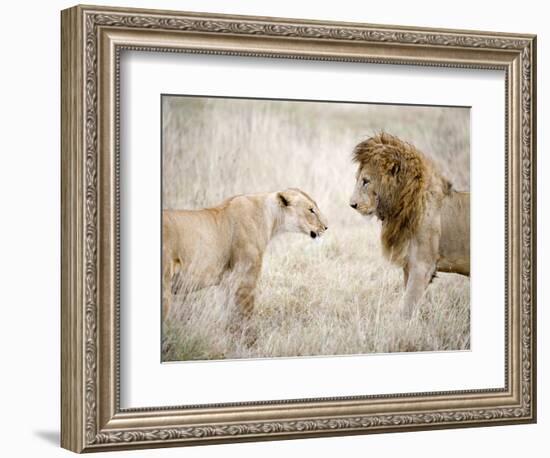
<box><xmin>309</xmin><ymin>208</ymin><xmax>315</xmax><ymax>214</ymax></box>
<box><xmin>362</xmin><ymin>178</ymin><xmax>370</xmax><ymax>187</ymax></box>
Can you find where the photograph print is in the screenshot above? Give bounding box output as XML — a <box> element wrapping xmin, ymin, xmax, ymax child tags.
<box><xmin>161</xmin><ymin>95</ymin><xmax>470</xmax><ymax>362</ymax></box>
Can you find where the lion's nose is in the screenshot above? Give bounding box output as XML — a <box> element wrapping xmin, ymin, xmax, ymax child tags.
<box><xmin>350</xmin><ymin>203</ymin><xmax>358</xmax><ymax>209</ymax></box>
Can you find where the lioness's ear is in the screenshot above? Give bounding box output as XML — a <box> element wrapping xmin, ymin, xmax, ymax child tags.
<box><xmin>277</xmin><ymin>192</ymin><xmax>290</xmax><ymax>207</ymax></box>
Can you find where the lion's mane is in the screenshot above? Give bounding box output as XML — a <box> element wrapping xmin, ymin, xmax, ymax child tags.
<box><xmin>353</xmin><ymin>132</ymin><xmax>452</xmax><ymax>265</ymax></box>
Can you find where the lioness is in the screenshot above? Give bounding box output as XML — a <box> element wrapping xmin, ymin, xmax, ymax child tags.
<box><xmin>163</xmin><ymin>188</ymin><xmax>328</xmax><ymax>324</ymax></box>
<box><xmin>350</xmin><ymin>133</ymin><xmax>469</xmax><ymax>318</ymax></box>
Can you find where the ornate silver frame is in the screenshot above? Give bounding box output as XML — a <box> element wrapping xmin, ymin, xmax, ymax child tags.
<box><xmin>61</xmin><ymin>4</ymin><xmax>537</xmax><ymax>453</ymax></box>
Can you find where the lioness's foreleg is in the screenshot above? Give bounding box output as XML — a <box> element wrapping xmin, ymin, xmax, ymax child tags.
<box><xmin>235</xmin><ymin>264</ymin><xmax>261</xmax><ymax>321</ymax></box>
<box><xmin>162</xmin><ymin>256</ymin><xmax>179</xmax><ymax>321</ymax></box>
<box><xmin>228</xmin><ymin>262</ymin><xmax>261</xmax><ymax>346</ymax></box>
<box><xmin>162</xmin><ymin>259</ymin><xmax>172</xmax><ymax>321</ymax></box>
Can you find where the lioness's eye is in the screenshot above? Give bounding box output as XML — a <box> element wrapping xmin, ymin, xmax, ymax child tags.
<box><xmin>309</xmin><ymin>208</ymin><xmax>315</xmax><ymax>214</ymax></box>
<box><xmin>362</xmin><ymin>178</ymin><xmax>369</xmax><ymax>186</ymax></box>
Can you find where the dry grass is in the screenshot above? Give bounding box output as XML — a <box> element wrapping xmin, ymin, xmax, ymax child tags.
<box><xmin>161</xmin><ymin>96</ymin><xmax>470</xmax><ymax>361</ymax></box>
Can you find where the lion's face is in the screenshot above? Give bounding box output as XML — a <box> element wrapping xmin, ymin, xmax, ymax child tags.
<box><xmin>278</xmin><ymin>189</ymin><xmax>328</xmax><ymax>239</ymax></box>
<box><xmin>349</xmin><ymin>167</ymin><xmax>379</xmax><ymax>218</ymax></box>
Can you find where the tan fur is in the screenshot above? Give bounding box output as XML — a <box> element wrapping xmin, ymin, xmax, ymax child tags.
<box><xmin>162</xmin><ymin>188</ymin><xmax>328</xmax><ymax>326</ymax></box>
<box><xmin>350</xmin><ymin>133</ymin><xmax>469</xmax><ymax>318</ymax></box>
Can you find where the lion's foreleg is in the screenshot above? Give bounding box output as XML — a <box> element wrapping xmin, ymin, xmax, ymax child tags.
<box><xmin>400</xmin><ymin>224</ymin><xmax>440</xmax><ymax>319</ymax></box>
<box><xmin>400</xmin><ymin>262</ymin><xmax>435</xmax><ymax>319</ymax></box>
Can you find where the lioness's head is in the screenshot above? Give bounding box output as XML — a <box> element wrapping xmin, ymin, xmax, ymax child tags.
<box><xmin>276</xmin><ymin>188</ymin><xmax>328</xmax><ymax>239</ymax></box>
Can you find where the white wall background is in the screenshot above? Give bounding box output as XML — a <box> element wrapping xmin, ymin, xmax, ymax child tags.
<box><xmin>0</xmin><ymin>0</ymin><xmax>545</xmax><ymax>456</ymax></box>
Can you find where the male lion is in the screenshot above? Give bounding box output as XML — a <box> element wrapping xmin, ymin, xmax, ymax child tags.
<box><xmin>162</xmin><ymin>188</ymin><xmax>328</xmax><ymax>325</ymax></box>
<box><xmin>349</xmin><ymin>133</ymin><xmax>469</xmax><ymax>318</ymax></box>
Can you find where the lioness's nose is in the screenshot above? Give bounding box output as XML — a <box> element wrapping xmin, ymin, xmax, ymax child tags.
<box><xmin>350</xmin><ymin>203</ymin><xmax>358</xmax><ymax>209</ymax></box>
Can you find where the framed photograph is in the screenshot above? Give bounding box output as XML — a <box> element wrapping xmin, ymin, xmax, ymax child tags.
<box><xmin>61</xmin><ymin>4</ymin><xmax>537</xmax><ymax>453</ymax></box>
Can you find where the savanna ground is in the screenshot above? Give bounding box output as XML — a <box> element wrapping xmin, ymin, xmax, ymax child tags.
<box><xmin>161</xmin><ymin>96</ymin><xmax>470</xmax><ymax>361</ymax></box>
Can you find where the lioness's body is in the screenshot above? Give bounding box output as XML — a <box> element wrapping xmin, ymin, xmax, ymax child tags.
<box><xmin>350</xmin><ymin>133</ymin><xmax>470</xmax><ymax>318</ymax></box>
<box><xmin>162</xmin><ymin>189</ymin><xmax>328</xmax><ymax>322</ymax></box>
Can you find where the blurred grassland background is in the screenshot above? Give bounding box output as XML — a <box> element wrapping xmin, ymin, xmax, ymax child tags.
<box><xmin>162</xmin><ymin>95</ymin><xmax>470</xmax><ymax>362</ymax></box>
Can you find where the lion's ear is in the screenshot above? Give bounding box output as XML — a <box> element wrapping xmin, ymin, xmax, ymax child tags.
<box><xmin>390</xmin><ymin>162</ymin><xmax>400</xmax><ymax>176</ymax></box>
<box><xmin>277</xmin><ymin>192</ymin><xmax>290</xmax><ymax>207</ymax></box>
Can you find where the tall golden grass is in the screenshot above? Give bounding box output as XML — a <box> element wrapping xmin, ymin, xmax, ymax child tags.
<box><xmin>161</xmin><ymin>96</ymin><xmax>470</xmax><ymax>361</ymax></box>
